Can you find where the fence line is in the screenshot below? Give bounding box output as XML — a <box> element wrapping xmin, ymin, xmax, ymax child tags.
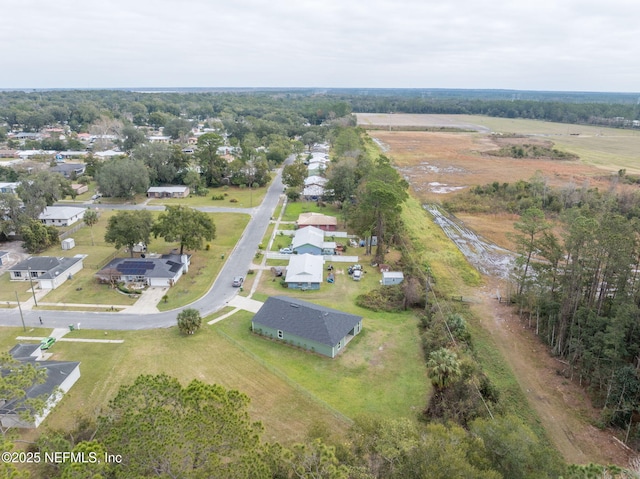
<box><xmin>215</xmin><ymin>328</ymin><xmax>353</xmax><ymax>425</ymax></box>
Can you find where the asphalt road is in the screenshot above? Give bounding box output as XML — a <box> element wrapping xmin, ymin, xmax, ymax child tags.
<box><xmin>1</xmin><ymin>160</ymin><xmax>289</xmax><ymax>330</ymax></box>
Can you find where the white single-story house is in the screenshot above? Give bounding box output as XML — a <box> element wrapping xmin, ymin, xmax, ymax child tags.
<box><xmin>381</xmin><ymin>271</ymin><xmax>405</xmax><ymax>286</ymax></box>
<box><xmin>9</xmin><ymin>256</ymin><xmax>84</xmax><ymax>290</ymax></box>
<box><xmin>251</xmin><ymin>296</ymin><xmax>362</xmax><ymax>358</ymax></box>
<box><xmin>96</xmin><ymin>254</ymin><xmax>191</xmax><ymax>287</ymax></box>
<box><xmin>1</xmin><ymin>344</ymin><xmax>81</xmax><ymax>429</ymax></box>
<box><xmin>39</xmin><ymin>206</ymin><xmax>86</xmax><ymax>227</ymax></box>
<box><xmin>291</xmin><ymin>226</ymin><xmax>336</xmax><ymax>255</ymax></box>
<box><xmin>285</xmin><ymin>253</ymin><xmax>324</xmax><ymax>290</ymax></box>
<box><xmin>147</xmin><ymin>186</ymin><xmax>190</xmax><ymax>198</ymax></box>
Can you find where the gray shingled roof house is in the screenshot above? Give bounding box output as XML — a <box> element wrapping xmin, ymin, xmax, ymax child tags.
<box><xmin>1</xmin><ymin>344</ymin><xmax>81</xmax><ymax>429</ymax></box>
<box><xmin>251</xmin><ymin>296</ymin><xmax>363</xmax><ymax>358</ymax></box>
<box><xmin>96</xmin><ymin>254</ymin><xmax>191</xmax><ymax>288</ymax></box>
<box><xmin>9</xmin><ymin>256</ymin><xmax>84</xmax><ymax>290</ymax></box>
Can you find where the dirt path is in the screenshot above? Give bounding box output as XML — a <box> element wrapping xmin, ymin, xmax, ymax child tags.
<box><xmin>470</xmin><ymin>279</ymin><xmax>634</xmax><ymax>467</ymax></box>
<box><xmin>421</xmin><ymin>206</ymin><xmax>634</xmax><ymax>465</ymax></box>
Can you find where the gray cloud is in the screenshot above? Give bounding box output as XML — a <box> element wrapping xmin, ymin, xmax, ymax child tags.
<box><xmin>1</xmin><ymin>0</ymin><xmax>638</xmax><ymax>91</ymax></box>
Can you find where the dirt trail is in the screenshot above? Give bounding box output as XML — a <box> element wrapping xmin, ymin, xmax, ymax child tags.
<box><xmin>470</xmin><ymin>280</ymin><xmax>633</xmax><ymax>466</ymax></box>
<box><xmin>424</xmin><ymin>207</ymin><xmax>634</xmax><ymax>466</ymax></box>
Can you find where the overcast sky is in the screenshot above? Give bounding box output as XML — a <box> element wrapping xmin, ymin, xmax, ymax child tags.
<box><xmin>2</xmin><ymin>0</ymin><xmax>639</xmax><ymax>92</ymax></box>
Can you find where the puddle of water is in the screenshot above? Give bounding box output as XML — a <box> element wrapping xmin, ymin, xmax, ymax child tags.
<box><xmin>424</xmin><ymin>204</ymin><xmax>515</xmax><ymax>278</ymax></box>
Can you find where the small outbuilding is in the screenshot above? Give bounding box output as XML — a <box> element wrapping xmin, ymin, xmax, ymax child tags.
<box><xmin>381</xmin><ymin>271</ymin><xmax>404</xmax><ymax>286</ymax></box>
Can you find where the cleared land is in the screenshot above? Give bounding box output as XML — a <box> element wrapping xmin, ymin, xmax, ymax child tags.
<box><xmin>358</xmin><ymin>113</ymin><xmax>637</xmax><ymax>466</ymax></box>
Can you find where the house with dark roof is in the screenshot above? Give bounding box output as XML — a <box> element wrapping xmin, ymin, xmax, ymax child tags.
<box><xmin>9</xmin><ymin>256</ymin><xmax>84</xmax><ymax>290</ymax></box>
<box><xmin>1</xmin><ymin>344</ymin><xmax>81</xmax><ymax>429</ymax></box>
<box><xmin>96</xmin><ymin>254</ymin><xmax>190</xmax><ymax>287</ymax></box>
<box><xmin>251</xmin><ymin>296</ymin><xmax>363</xmax><ymax>358</ymax></box>
<box><xmin>49</xmin><ymin>162</ymin><xmax>86</xmax><ymax>179</ymax></box>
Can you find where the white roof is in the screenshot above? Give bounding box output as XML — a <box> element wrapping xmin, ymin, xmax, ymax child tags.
<box><xmin>292</xmin><ymin>226</ymin><xmax>324</xmax><ymax>249</ymax></box>
<box><xmin>147</xmin><ymin>186</ymin><xmax>189</xmax><ymax>193</ymax></box>
<box><xmin>285</xmin><ymin>254</ymin><xmax>324</xmax><ymax>284</ymax></box>
<box><xmin>382</xmin><ymin>271</ymin><xmax>405</xmax><ymax>279</ymax></box>
<box><xmin>304</xmin><ymin>176</ymin><xmax>328</xmax><ymax>186</ymax></box>
<box><xmin>39</xmin><ymin>206</ymin><xmax>86</xmax><ymax>221</ymax></box>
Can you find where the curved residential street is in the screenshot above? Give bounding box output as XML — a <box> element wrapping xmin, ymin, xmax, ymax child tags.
<box><xmin>0</xmin><ymin>161</ymin><xmax>289</xmax><ymax>330</ymax></box>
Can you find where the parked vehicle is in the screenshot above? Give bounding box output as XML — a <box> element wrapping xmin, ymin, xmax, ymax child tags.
<box><xmin>352</xmin><ymin>270</ymin><xmax>362</xmax><ymax>281</ymax></box>
<box><xmin>279</xmin><ymin>247</ymin><xmax>293</xmax><ymax>254</ymax></box>
<box><xmin>232</xmin><ymin>276</ymin><xmax>244</xmax><ymax>287</ymax></box>
<box><xmin>40</xmin><ymin>337</ymin><xmax>56</xmax><ymax>350</ymax></box>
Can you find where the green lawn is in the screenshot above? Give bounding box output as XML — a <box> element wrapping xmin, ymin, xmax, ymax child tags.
<box><xmin>2</xmin><ymin>323</ymin><xmax>352</xmax><ymax>445</ymax></box>
<box><xmin>281</xmin><ymin>201</ymin><xmax>342</xmax><ymax>222</ymax></box>
<box><xmin>22</xmin><ymin>210</ymin><xmax>250</xmax><ymax>311</ymax></box>
<box><xmin>147</xmin><ymin>184</ymin><xmax>271</xmax><ymax>209</ymax></box>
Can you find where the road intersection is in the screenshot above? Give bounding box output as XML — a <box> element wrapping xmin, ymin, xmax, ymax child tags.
<box><xmin>1</xmin><ymin>160</ymin><xmax>289</xmax><ymax>330</ymax></box>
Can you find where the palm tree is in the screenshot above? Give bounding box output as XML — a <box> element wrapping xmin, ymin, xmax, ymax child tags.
<box><xmin>426</xmin><ymin>348</ymin><xmax>461</xmax><ymax>390</ymax></box>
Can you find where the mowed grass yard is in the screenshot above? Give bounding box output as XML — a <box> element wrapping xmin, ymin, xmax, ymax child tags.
<box><xmin>0</xmin><ymin>325</ymin><xmax>352</xmax><ymax>444</ymax></box>
<box><xmin>30</xmin><ymin>210</ymin><xmax>249</xmax><ymax>311</ymax></box>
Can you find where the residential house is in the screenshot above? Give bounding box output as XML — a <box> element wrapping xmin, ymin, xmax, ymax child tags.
<box><xmin>0</xmin><ymin>251</ymin><xmax>9</xmax><ymax>266</ymax></box>
<box><xmin>71</xmin><ymin>183</ymin><xmax>88</xmax><ymax>195</ymax></box>
<box><xmin>96</xmin><ymin>254</ymin><xmax>191</xmax><ymax>287</ymax></box>
<box><xmin>0</xmin><ymin>344</ymin><xmax>80</xmax><ymax>429</ymax></box>
<box><xmin>49</xmin><ymin>162</ymin><xmax>86</xmax><ymax>179</ymax></box>
<box><xmin>284</xmin><ymin>253</ymin><xmax>324</xmax><ymax>290</ymax></box>
<box><xmin>291</xmin><ymin>226</ymin><xmax>336</xmax><ymax>255</ymax></box>
<box><xmin>9</xmin><ymin>256</ymin><xmax>84</xmax><ymax>290</ymax></box>
<box><xmin>39</xmin><ymin>206</ymin><xmax>86</xmax><ymax>226</ymax></box>
<box><xmin>0</xmin><ymin>182</ymin><xmax>20</xmax><ymax>195</ymax></box>
<box><xmin>251</xmin><ymin>295</ymin><xmax>363</xmax><ymax>358</ymax></box>
<box><xmin>301</xmin><ymin>214</ymin><xmax>337</xmax><ymax>232</ymax></box>
<box><xmin>147</xmin><ymin>186</ymin><xmax>190</xmax><ymax>198</ymax></box>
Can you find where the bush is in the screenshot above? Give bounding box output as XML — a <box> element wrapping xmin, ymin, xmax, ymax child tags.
<box><xmin>229</xmin><ymin>198</ymin><xmax>238</xmax><ymax>203</ymax></box>
<box><xmin>211</xmin><ymin>194</ymin><xmax>225</xmax><ymax>200</ymax></box>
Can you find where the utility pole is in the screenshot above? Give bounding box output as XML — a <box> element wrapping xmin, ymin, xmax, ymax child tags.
<box><xmin>15</xmin><ymin>291</ymin><xmax>26</xmax><ymax>332</ymax></box>
<box><xmin>28</xmin><ymin>267</ymin><xmax>38</xmax><ymax>307</ymax></box>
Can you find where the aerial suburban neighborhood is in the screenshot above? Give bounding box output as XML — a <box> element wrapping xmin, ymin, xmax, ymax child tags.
<box><xmin>1</xmin><ymin>88</ymin><xmax>640</xmax><ymax>478</ymax></box>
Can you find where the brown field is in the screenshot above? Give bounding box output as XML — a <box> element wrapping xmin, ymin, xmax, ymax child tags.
<box><xmin>358</xmin><ymin>113</ymin><xmax>638</xmax><ymax>467</ymax></box>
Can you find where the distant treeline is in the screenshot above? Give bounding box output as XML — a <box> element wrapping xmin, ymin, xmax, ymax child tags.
<box><xmin>1</xmin><ymin>88</ymin><xmax>639</xmax><ymax>134</ymax></box>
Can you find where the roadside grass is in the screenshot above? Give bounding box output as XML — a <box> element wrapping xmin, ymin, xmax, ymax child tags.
<box><xmin>4</xmin><ymin>324</ymin><xmax>352</xmax><ymax>444</ymax></box>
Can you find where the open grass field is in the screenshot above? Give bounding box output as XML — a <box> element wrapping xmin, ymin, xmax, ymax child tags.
<box><xmin>0</xmin><ymin>323</ymin><xmax>352</xmax><ymax>444</ymax></box>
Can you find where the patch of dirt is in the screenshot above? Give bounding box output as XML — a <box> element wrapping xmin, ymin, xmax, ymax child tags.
<box><xmin>368</xmin><ymin>129</ymin><xmax>610</xmax><ymax>204</ymax></box>
<box><xmin>470</xmin><ymin>279</ymin><xmax>634</xmax><ymax>467</ymax></box>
